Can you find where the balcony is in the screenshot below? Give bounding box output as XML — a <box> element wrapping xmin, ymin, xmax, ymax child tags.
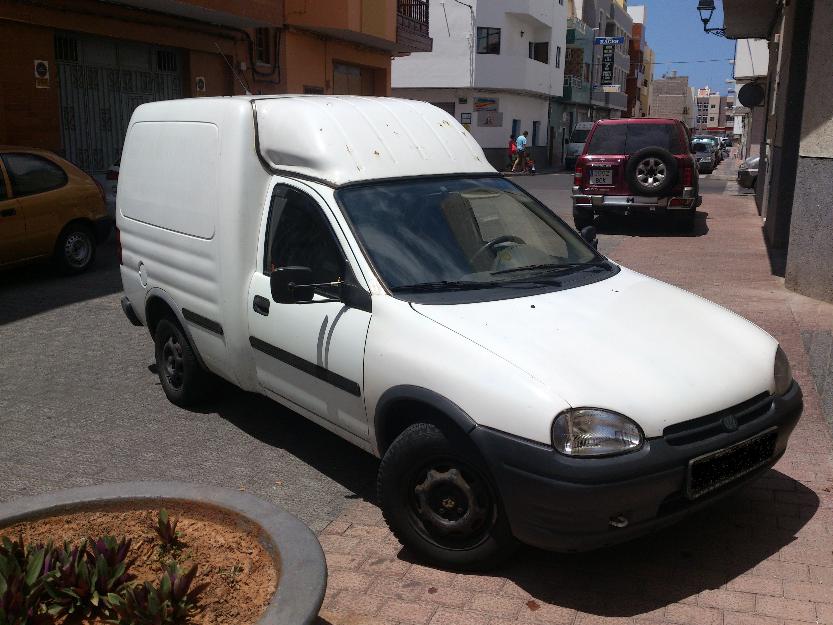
<box><xmin>592</xmin><ymin>88</ymin><xmax>628</xmax><ymax>111</ymax></box>
<box><xmin>396</xmin><ymin>0</ymin><xmax>432</xmax><ymax>53</ymax></box>
<box><xmin>475</xmin><ymin>54</ymin><xmax>561</xmax><ymax>97</ymax></box>
<box><xmin>502</xmin><ymin>0</ymin><xmax>556</xmax><ymax>28</ymax></box>
<box><xmin>109</xmin><ymin>0</ymin><xmax>280</xmax><ymax>27</ymax></box>
<box><xmin>562</xmin><ymin>76</ymin><xmax>591</xmax><ymax>105</ymax></box>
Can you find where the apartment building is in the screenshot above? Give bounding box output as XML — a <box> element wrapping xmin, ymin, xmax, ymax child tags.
<box><xmin>0</xmin><ymin>0</ymin><xmax>431</xmax><ymax>175</ymax></box>
<box><xmin>625</xmin><ymin>5</ymin><xmax>652</xmax><ymax>118</ymax></box>
<box><xmin>573</xmin><ymin>0</ymin><xmax>632</xmax><ymax>119</ymax></box>
<box><xmin>694</xmin><ymin>86</ymin><xmax>733</xmax><ymax>134</ymax></box>
<box><xmin>392</xmin><ymin>0</ymin><xmax>567</xmax><ymax>169</ymax></box>
<box><xmin>649</xmin><ymin>71</ymin><xmax>695</xmax><ymax>127</ymax></box>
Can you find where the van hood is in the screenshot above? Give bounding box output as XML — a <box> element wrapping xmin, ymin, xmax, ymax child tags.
<box><xmin>412</xmin><ymin>268</ymin><xmax>777</xmax><ymax>438</ymax></box>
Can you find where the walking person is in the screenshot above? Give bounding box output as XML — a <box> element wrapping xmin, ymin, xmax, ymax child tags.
<box><xmin>507</xmin><ymin>134</ymin><xmax>517</xmax><ymax>171</ymax></box>
<box><xmin>513</xmin><ymin>131</ymin><xmax>529</xmax><ymax>173</ymax></box>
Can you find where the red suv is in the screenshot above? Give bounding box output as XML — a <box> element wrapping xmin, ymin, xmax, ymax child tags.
<box><xmin>572</xmin><ymin>118</ymin><xmax>701</xmax><ymax>231</ymax></box>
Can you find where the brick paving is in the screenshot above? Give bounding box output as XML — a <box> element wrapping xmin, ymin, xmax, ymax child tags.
<box><xmin>316</xmin><ymin>186</ymin><xmax>833</xmax><ymax>625</ymax></box>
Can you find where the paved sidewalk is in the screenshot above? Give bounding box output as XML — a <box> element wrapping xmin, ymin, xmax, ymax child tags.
<box><xmin>316</xmin><ymin>190</ymin><xmax>833</xmax><ymax>625</ymax></box>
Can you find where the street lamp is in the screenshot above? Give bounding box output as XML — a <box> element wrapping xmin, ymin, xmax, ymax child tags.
<box><xmin>696</xmin><ymin>0</ymin><xmax>726</xmax><ymax>37</ymax></box>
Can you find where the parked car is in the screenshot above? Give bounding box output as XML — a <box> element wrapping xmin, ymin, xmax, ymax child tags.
<box><xmin>737</xmin><ymin>155</ymin><xmax>760</xmax><ymax>189</ymax></box>
<box><xmin>103</xmin><ymin>158</ymin><xmax>120</xmax><ymax>217</ymax></box>
<box><xmin>694</xmin><ymin>135</ymin><xmax>723</xmax><ymax>163</ymax></box>
<box><xmin>564</xmin><ymin>121</ymin><xmax>594</xmax><ymax>170</ymax></box>
<box><xmin>691</xmin><ymin>139</ymin><xmax>717</xmax><ymax>174</ymax></box>
<box><xmin>572</xmin><ymin>118</ymin><xmax>701</xmax><ymax>231</ymax></box>
<box><xmin>0</xmin><ymin>147</ymin><xmax>111</xmax><ymax>273</ymax></box>
<box><xmin>118</xmin><ymin>97</ymin><xmax>802</xmax><ymax>569</ymax></box>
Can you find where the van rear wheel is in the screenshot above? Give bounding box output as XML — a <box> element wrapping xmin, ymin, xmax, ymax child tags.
<box><xmin>153</xmin><ymin>319</ymin><xmax>213</xmax><ymax>408</ymax></box>
<box><xmin>377</xmin><ymin>423</ymin><xmax>517</xmax><ymax>570</ymax></box>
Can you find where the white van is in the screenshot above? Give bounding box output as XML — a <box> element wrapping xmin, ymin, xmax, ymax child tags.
<box><xmin>118</xmin><ymin>96</ymin><xmax>801</xmax><ymax>569</ymax></box>
<box><xmin>564</xmin><ymin>121</ymin><xmax>594</xmax><ymax>169</ymax></box>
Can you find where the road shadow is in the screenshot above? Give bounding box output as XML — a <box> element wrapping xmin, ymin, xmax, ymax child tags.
<box><xmin>595</xmin><ymin>210</ymin><xmax>709</xmax><ymax>238</ymax></box>
<box><xmin>763</xmin><ymin>226</ymin><xmax>788</xmax><ymax>278</ymax></box>
<box><xmin>421</xmin><ymin>470</ymin><xmax>816</xmax><ymax>617</ymax></box>
<box><xmin>0</xmin><ymin>240</ymin><xmax>122</xmax><ymax>326</ymax></box>
<box><xmin>209</xmin><ymin>385</ymin><xmax>380</xmax><ymax>502</ymax></box>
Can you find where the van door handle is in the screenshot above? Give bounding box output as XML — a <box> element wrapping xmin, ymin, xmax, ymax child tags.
<box><xmin>253</xmin><ymin>295</ymin><xmax>270</xmax><ymax>316</ymax></box>
<box><xmin>0</xmin><ymin>208</ymin><xmax>16</xmax><ymax>217</ymax></box>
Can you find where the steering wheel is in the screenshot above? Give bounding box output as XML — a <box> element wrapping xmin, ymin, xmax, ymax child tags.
<box><xmin>469</xmin><ymin>235</ymin><xmax>526</xmax><ymax>267</ymax></box>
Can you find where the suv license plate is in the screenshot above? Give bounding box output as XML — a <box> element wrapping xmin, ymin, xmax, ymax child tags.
<box><xmin>686</xmin><ymin>428</ymin><xmax>777</xmax><ymax>499</ymax></box>
<box><xmin>590</xmin><ymin>169</ymin><xmax>612</xmax><ymax>186</ymax></box>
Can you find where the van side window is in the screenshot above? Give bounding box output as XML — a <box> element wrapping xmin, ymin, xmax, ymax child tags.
<box><xmin>264</xmin><ymin>186</ymin><xmax>345</xmax><ymax>293</ymax></box>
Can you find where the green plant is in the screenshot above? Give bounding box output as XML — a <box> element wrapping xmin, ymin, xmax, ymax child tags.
<box><xmin>43</xmin><ymin>537</ymin><xmax>135</xmax><ymax>618</ymax></box>
<box><xmin>0</xmin><ymin>536</ymin><xmax>52</xmax><ymax>625</ymax></box>
<box><xmin>109</xmin><ymin>562</ymin><xmax>206</xmax><ymax>625</ymax></box>
<box><xmin>155</xmin><ymin>510</ymin><xmax>181</xmax><ymax>550</ymax></box>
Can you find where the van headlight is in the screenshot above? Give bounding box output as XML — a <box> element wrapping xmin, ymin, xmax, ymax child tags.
<box><xmin>774</xmin><ymin>346</ymin><xmax>793</xmax><ymax>396</ymax></box>
<box><xmin>552</xmin><ymin>409</ymin><xmax>643</xmax><ymax>457</ymax></box>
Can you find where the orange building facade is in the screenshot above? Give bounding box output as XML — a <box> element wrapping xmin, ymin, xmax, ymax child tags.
<box><xmin>0</xmin><ymin>0</ymin><xmax>430</xmax><ymax>173</ymax></box>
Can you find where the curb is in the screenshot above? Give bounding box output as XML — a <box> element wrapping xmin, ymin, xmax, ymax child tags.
<box><xmin>0</xmin><ymin>481</ymin><xmax>326</xmax><ymax>625</ymax></box>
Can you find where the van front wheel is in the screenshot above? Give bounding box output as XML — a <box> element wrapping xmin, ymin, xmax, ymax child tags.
<box><xmin>378</xmin><ymin>423</ymin><xmax>517</xmax><ymax>570</ymax></box>
<box><xmin>153</xmin><ymin>319</ymin><xmax>212</xmax><ymax>407</ymax></box>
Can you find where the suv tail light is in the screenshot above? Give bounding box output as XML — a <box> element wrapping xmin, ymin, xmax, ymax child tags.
<box><xmin>681</xmin><ymin>162</ymin><xmax>694</xmax><ymax>187</ymax></box>
<box><xmin>116</xmin><ymin>227</ymin><xmax>123</xmax><ymax>265</ymax></box>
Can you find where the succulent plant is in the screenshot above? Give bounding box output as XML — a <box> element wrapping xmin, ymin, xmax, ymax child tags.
<box><xmin>108</xmin><ymin>562</ymin><xmax>206</xmax><ymax>625</ymax></box>
<box><xmin>43</xmin><ymin>537</ymin><xmax>135</xmax><ymax>618</ymax></box>
<box><xmin>0</xmin><ymin>536</ymin><xmax>53</xmax><ymax>625</ymax></box>
<box><xmin>155</xmin><ymin>510</ymin><xmax>181</xmax><ymax>550</ymax></box>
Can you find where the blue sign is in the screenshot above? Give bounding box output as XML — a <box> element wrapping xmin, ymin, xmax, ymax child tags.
<box><xmin>594</xmin><ymin>36</ymin><xmax>625</xmax><ymax>45</ymax></box>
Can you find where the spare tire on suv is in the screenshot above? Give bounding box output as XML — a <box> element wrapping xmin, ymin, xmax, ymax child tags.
<box><xmin>625</xmin><ymin>147</ymin><xmax>678</xmax><ymax>196</ymax></box>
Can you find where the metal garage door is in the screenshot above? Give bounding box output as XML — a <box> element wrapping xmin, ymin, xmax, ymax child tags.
<box><xmin>55</xmin><ymin>33</ymin><xmax>183</xmax><ymax>175</ymax></box>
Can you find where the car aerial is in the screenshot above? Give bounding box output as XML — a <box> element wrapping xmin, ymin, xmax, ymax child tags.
<box><xmin>0</xmin><ymin>146</ymin><xmax>112</xmax><ymax>274</ymax></box>
<box><xmin>118</xmin><ymin>96</ymin><xmax>802</xmax><ymax>570</ymax></box>
<box><xmin>691</xmin><ymin>139</ymin><xmax>717</xmax><ymax>174</ymax></box>
<box><xmin>564</xmin><ymin>121</ymin><xmax>594</xmax><ymax>170</ymax></box>
<box><xmin>737</xmin><ymin>155</ymin><xmax>760</xmax><ymax>189</ymax></box>
<box><xmin>572</xmin><ymin>118</ymin><xmax>702</xmax><ymax>231</ymax></box>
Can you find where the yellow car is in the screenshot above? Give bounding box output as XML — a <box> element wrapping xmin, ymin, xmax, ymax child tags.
<box><xmin>0</xmin><ymin>147</ymin><xmax>112</xmax><ymax>274</ymax></box>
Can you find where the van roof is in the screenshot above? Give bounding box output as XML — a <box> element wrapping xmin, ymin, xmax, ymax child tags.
<box><xmin>129</xmin><ymin>96</ymin><xmax>495</xmax><ymax>187</ymax></box>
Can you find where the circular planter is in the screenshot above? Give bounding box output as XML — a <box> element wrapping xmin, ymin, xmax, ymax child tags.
<box><xmin>0</xmin><ymin>481</ymin><xmax>326</xmax><ymax>625</ymax></box>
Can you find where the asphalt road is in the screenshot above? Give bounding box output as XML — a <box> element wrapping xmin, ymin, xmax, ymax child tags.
<box><xmin>0</xmin><ymin>164</ymin><xmax>736</xmax><ymax>531</ymax></box>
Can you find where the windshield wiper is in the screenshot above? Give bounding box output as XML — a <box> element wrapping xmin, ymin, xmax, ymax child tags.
<box><xmin>491</xmin><ymin>261</ymin><xmax>611</xmax><ymax>276</ymax></box>
<box><xmin>390</xmin><ymin>280</ymin><xmax>505</xmax><ymax>293</ymax></box>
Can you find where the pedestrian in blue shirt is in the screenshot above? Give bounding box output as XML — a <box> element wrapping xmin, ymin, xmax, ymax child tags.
<box><xmin>512</xmin><ymin>131</ymin><xmax>529</xmax><ymax>172</ymax></box>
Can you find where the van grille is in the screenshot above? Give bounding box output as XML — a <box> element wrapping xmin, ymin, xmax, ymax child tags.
<box><xmin>662</xmin><ymin>392</ymin><xmax>772</xmax><ymax>446</ymax></box>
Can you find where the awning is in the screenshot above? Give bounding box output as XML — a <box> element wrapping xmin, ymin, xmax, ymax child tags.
<box><xmin>722</xmin><ymin>0</ymin><xmax>780</xmax><ymax>39</ymax></box>
<box><xmin>105</xmin><ymin>0</ymin><xmax>280</xmax><ymax>28</ymax></box>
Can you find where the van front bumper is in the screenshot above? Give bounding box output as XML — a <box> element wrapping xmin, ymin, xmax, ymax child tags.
<box><xmin>471</xmin><ymin>382</ymin><xmax>802</xmax><ymax>552</ymax></box>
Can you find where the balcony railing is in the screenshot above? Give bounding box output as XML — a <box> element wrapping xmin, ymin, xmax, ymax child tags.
<box><xmin>398</xmin><ymin>0</ymin><xmax>429</xmax><ymax>36</ymax></box>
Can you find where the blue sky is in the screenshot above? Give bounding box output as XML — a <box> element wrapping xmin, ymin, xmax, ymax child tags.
<box><xmin>633</xmin><ymin>0</ymin><xmax>736</xmax><ymax>94</ymax></box>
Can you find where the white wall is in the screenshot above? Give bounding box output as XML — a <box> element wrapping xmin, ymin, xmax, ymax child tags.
<box><xmin>392</xmin><ymin>0</ymin><xmax>473</xmax><ymax>88</ymax></box>
<box><xmin>734</xmin><ymin>38</ymin><xmax>769</xmax><ymax>80</ymax></box>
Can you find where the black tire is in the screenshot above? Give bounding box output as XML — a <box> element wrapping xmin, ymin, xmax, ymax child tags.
<box><xmin>377</xmin><ymin>423</ymin><xmax>517</xmax><ymax>571</ymax></box>
<box><xmin>54</xmin><ymin>223</ymin><xmax>96</xmax><ymax>275</ymax></box>
<box><xmin>153</xmin><ymin>318</ymin><xmax>213</xmax><ymax>408</ymax></box>
<box><xmin>573</xmin><ymin>207</ymin><xmax>594</xmax><ymax>231</ymax></box>
<box><xmin>625</xmin><ymin>147</ymin><xmax>678</xmax><ymax>196</ymax></box>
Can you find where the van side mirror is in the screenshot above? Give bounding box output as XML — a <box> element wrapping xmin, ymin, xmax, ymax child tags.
<box><xmin>271</xmin><ymin>266</ymin><xmax>315</xmax><ymax>303</ymax></box>
<box><xmin>580</xmin><ymin>226</ymin><xmax>598</xmax><ymax>250</ymax></box>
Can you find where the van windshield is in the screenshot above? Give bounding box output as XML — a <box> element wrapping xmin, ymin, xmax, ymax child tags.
<box><xmin>586</xmin><ymin>123</ymin><xmax>684</xmax><ymax>155</ymax></box>
<box><xmin>336</xmin><ymin>177</ymin><xmax>603</xmax><ymax>296</ymax></box>
<box><xmin>570</xmin><ymin>129</ymin><xmax>590</xmax><ymax>143</ymax></box>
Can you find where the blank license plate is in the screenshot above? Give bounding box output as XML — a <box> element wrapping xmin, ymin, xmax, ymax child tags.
<box><xmin>686</xmin><ymin>428</ymin><xmax>777</xmax><ymax>499</ymax></box>
<box><xmin>590</xmin><ymin>168</ymin><xmax>612</xmax><ymax>186</ymax></box>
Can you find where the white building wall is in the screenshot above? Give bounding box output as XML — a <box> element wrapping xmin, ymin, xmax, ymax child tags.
<box><xmin>734</xmin><ymin>38</ymin><xmax>769</xmax><ymax>80</ymax></box>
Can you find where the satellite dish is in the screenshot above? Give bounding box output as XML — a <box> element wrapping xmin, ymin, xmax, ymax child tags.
<box><xmin>738</xmin><ymin>83</ymin><xmax>766</xmax><ymax>108</ymax></box>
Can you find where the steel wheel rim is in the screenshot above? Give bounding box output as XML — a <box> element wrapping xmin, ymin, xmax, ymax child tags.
<box><xmin>162</xmin><ymin>335</ymin><xmax>184</xmax><ymax>389</ymax></box>
<box><xmin>406</xmin><ymin>457</ymin><xmax>496</xmax><ymax>550</ymax></box>
<box><xmin>636</xmin><ymin>158</ymin><xmax>667</xmax><ymax>188</ymax></box>
<box><xmin>64</xmin><ymin>232</ymin><xmax>92</xmax><ymax>268</ymax></box>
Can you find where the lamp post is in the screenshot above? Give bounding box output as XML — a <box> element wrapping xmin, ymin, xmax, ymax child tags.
<box><xmin>697</xmin><ymin>0</ymin><xmax>726</xmax><ymax>37</ymax></box>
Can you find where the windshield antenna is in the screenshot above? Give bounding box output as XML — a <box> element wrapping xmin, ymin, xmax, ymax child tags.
<box><xmin>214</xmin><ymin>42</ymin><xmax>252</xmax><ymax>95</ymax></box>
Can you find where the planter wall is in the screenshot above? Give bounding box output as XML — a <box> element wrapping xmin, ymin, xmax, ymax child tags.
<box><xmin>0</xmin><ymin>481</ymin><xmax>327</xmax><ymax>625</ymax></box>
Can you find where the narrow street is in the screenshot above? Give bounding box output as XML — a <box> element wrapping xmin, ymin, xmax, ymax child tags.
<box><xmin>3</xmin><ymin>167</ymin><xmax>833</xmax><ymax>624</ymax></box>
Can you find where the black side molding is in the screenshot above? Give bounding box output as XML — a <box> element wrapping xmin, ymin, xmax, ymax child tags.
<box><xmin>249</xmin><ymin>336</ymin><xmax>361</xmax><ymax>397</ymax></box>
<box><xmin>120</xmin><ymin>296</ymin><xmax>143</xmax><ymax>327</ymax></box>
<box><xmin>182</xmin><ymin>308</ymin><xmax>224</xmax><ymax>336</ymax></box>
